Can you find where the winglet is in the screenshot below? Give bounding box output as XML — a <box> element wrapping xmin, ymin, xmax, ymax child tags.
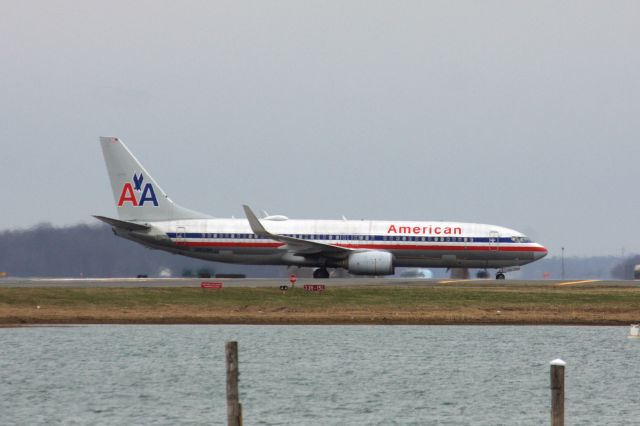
<box><xmin>242</xmin><ymin>204</ymin><xmax>352</xmax><ymax>257</ymax></box>
<box><xmin>242</xmin><ymin>205</ymin><xmax>271</xmax><ymax>237</ymax></box>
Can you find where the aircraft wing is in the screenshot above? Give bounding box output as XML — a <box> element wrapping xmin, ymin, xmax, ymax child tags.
<box><xmin>93</xmin><ymin>215</ymin><xmax>151</xmax><ymax>232</ymax></box>
<box><xmin>242</xmin><ymin>205</ymin><xmax>352</xmax><ymax>257</ymax></box>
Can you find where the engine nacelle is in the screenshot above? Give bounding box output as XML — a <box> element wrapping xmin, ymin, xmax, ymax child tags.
<box><xmin>347</xmin><ymin>251</ymin><xmax>394</xmax><ymax>275</ymax></box>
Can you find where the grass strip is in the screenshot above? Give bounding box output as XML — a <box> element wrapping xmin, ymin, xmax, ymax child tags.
<box><xmin>1</xmin><ymin>286</ymin><xmax>639</xmax><ymax>325</ymax></box>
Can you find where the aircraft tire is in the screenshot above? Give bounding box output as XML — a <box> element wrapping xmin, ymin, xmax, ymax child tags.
<box><xmin>496</xmin><ymin>273</ymin><xmax>506</xmax><ymax>280</ymax></box>
<box><xmin>476</xmin><ymin>270</ymin><xmax>489</xmax><ymax>279</ymax></box>
<box><xmin>313</xmin><ymin>268</ymin><xmax>330</xmax><ymax>279</ymax></box>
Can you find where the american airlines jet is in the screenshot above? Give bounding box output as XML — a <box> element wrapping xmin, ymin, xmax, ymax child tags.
<box><xmin>96</xmin><ymin>137</ymin><xmax>548</xmax><ymax>279</ymax></box>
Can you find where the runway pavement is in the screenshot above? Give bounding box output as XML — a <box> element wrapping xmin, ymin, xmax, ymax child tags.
<box><xmin>1</xmin><ymin>277</ymin><xmax>639</xmax><ymax>288</ymax></box>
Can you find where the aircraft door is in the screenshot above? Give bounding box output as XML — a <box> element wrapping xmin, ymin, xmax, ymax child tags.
<box><xmin>339</xmin><ymin>225</ymin><xmax>351</xmax><ymax>248</ymax></box>
<box><xmin>176</xmin><ymin>226</ymin><xmax>187</xmax><ymax>246</ymax></box>
<box><xmin>489</xmin><ymin>231</ymin><xmax>499</xmax><ymax>251</ymax></box>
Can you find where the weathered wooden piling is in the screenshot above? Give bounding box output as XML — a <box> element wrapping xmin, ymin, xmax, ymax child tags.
<box><xmin>226</xmin><ymin>341</ymin><xmax>242</xmax><ymax>426</ymax></box>
<box><xmin>550</xmin><ymin>359</ymin><xmax>566</xmax><ymax>426</ymax></box>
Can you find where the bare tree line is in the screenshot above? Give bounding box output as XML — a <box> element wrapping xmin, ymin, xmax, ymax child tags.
<box><xmin>0</xmin><ymin>223</ymin><xmax>281</xmax><ymax>278</ymax></box>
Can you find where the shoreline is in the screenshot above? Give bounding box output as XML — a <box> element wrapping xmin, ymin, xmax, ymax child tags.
<box><xmin>2</xmin><ymin>310</ymin><xmax>637</xmax><ymax>327</ymax></box>
<box><xmin>2</xmin><ymin>320</ymin><xmax>636</xmax><ymax>327</ymax></box>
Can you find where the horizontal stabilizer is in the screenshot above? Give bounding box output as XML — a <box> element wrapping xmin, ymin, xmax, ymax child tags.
<box><xmin>93</xmin><ymin>215</ymin><xmax>151</xmax><ymax>231</ymax></box>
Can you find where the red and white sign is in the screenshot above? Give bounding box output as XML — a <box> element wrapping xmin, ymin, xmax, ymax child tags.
<box><xmin>289</xmin><ymin>274</ymin><xmax>297</xmax><ymax>285</ymax></box>
<box><xmin>303</xmin><ymin>284</ymin><xmax>325</xmax><ymax>292</ymax></box>
<box><xmin>201</xmin><ymin>281</ymin><xmax>223</xmax><ymax>289</ymax></box>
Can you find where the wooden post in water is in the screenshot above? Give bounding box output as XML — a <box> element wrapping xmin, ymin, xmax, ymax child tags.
<box><xmin>550</xmin><ymin>359</ymin><xmax>566</xmax><ymax>426</ymax></box>
<box><xmin>226</xmin><ymin>341</ymin><xmax>242</xmax><ymax>426</ymax></box>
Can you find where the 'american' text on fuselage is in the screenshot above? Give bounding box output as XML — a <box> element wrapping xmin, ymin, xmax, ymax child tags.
<box><xmin>387</xmin><ymin>224</ymin><xmax>463</xmax><ymax>235</ymax></box>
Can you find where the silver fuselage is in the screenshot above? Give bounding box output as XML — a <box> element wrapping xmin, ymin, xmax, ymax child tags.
<box><xmin>118</xmin><ymin>217</ymin><xmax>548</xmax><ymax>269</ymax></box>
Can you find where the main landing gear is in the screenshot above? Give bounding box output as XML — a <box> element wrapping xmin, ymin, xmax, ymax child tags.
<box><xmin>496</xmin><ymin>272</ymin><xmax>506</xmax><ymax>280</ymax></box>
<box><xmin>476</xmin><ymin>270</ymin><xmax>490</xmax><ymax>279</ymax></box>
<box><xmin>313</xmin><ymin>268</ymin><xmax>330</xmax><ymax>279</ymax></box>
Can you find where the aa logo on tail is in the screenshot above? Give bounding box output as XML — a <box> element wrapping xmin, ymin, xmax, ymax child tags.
<box><xmin>117</xmin><ymin>173</ymin><xmax>158</xmax><ymax>207</ymax></box>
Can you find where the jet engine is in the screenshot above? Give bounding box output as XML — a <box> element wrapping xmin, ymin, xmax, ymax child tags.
<box><xmin>347</xmin><ymin>251</ymin><xmax>394</xmax><ymax>275</ymax></box>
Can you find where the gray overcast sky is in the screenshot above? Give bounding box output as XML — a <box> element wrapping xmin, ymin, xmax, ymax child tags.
<box><xmin>1</xmin><ymin>1</ymin><xmax>638</xmax><ymax>256</ymax></box>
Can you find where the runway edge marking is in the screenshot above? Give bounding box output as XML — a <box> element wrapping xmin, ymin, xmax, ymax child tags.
<box><xmin>438</xmin><ymin>280</ymin><xmax>463</xmax><ymax>284</ymax></box>
<box><xmin>556</xmin><ymin>279</ymin><xmax>599</xmax><ymax>286</ymax></box>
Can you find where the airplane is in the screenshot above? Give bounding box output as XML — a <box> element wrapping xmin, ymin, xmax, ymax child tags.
<box><xmin>95</xmin><ymin>137</ymin><xmax>548</xmax><ymax>279</ymax></box>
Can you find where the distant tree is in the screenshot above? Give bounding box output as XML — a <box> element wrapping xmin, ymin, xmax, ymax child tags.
<box><xmin>196</xmin><ymin>267</ymin><xmax>215</xmax><ymax>278</ymax></box>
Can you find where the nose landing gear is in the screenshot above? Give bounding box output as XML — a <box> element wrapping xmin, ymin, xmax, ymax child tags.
<box><xmin>494</xmin><ymin>266</ymin><xmax>519</xmax><ymax>280</ymax></box>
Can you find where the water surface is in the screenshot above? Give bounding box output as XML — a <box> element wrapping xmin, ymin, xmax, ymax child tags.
<box><xmin>1</xmin><ymin>325</ymin><xmax>639</xmax><ymax>425</ymax></box>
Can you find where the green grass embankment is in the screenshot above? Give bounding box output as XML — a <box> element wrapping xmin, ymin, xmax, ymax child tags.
<box><xmin>1</xmin><ymin>286</ymin><xmax>639</xmax><ymax>325</ymax></box>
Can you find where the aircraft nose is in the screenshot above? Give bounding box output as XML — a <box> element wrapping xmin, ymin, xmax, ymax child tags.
<box><xmin>534</xmin><ymin>245</ymin><xmax>548</xmax><ymax>260</ymax></box>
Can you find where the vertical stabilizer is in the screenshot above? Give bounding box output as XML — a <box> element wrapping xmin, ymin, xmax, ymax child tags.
<box><xmin>99</xmin><ymin>137</ymin><xmax>209</xmax><ymax>221</ymax></box>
